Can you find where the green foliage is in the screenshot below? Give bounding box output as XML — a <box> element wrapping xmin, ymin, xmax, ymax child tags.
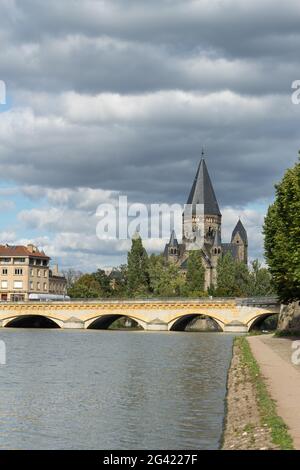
<box><xmin>236</xmin><ymin>337</ymin><xmax>294</xmax><ymax>449</ymax></box>
<box><xmin>68</xmin><ymin>274</ymin><xmax>103</xmax><ymax>299</ymax></box>
<box><xmin>248</xmin><ymin>260</ymin><xmax>275</xmax><ymax>296</ymax></box>
<box><xmin>148</xmin><ymin>254</ymin><xmax>185</xmax><ymax>297</ymax></box>
<box><xmin>68</xmin><ymin>237</ymin><xmax>275</xmax><ymax>300</ymax></box>
<box><xmin>127</xmin><ymin>236</ymin><xmax>150</xmax><ymax>297</ymax></box>
<box><xmin>215</xmin><ymin>253</ymin><xmax>247</xmax><ymax>296</ymax></box>
<box><xmin>181</xmin><ymin>250</ymin><xmax>206</xmax><ymax>297</ymax></box>
<box><xmin>109</xmin><ymin>265</ymin><xmax>128</xmax><ymax>297</ymax></box>
<box><xmin>263</xmin><ymin>158</ymin><xmax>300</xmax><ymax>302</ymax></box>
<box><xmin>68</xmin><ymin>269</ymin><xmax>113</xmax><ymax>299</ymax></box>
<box><xmin>93</xmin><ymin>269</ymin><xmax>112</xmax><ymax>297</ymax></box>
<box><xmin>215</xmin><ymin>254</ymin><xmax>274</xmax><ymax>297</ymax></box>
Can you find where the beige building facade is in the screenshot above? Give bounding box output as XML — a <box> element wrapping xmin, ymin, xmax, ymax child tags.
<box><xmin>0</xmin><ymin>244</ymin><xmax>66</xmax><ymax>301</ymax></box>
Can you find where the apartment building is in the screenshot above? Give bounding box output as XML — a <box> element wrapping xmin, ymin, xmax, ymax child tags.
<box><xmin>0</xmin><ymin>244</ymin><xmax>66</xmax><ymax>301</ymax></box>
<box><xmin>49</xmin><ymin>264</ymin><xmax>67</xmax><ymax>297</ymax></box>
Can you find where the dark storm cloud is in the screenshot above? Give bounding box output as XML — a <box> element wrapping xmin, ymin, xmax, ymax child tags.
<box><xmin>0</xmin><ymin>0</ymin><xmax>299</xmax><ymax>95</ymax></box>
<box><xmin>5</xmin><ymin>0</ymin><xmax>300</xmax><ymax>59</ymax></box>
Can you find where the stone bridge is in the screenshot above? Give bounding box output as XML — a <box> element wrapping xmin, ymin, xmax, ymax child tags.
<box><xmin>0</xmin><ymin>297</ymin><xmax>280</xmax><ymax>332</ymax></box>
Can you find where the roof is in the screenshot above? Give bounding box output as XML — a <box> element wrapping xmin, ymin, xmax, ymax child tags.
<box><xmin>168</xmin><ymin>230</ymin><xmax>179</xmax><ymax>247</ymax></box>
<box><xmin>0</xmin><ymin>245</ymin><xmax>50</xmax><ymax>259</ymax></box>
<box><xmin>185</xmin><ymin>158</ymin><xmax>221</xmax><ymax>216</ymax></box>
<box><xmin>231</xmin><ymin>219</ymin><xmax>248</xmax><ymax>244</ymax></box>
<box><xmin>221</xmin><ymin>243</ymin><xmax>239</xmax><ymax>260</ymax></box>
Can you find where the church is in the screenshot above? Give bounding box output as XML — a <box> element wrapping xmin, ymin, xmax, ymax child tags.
<box><xmin>163</xmin><ymin>157</ymin><xmax>248</xmax><ymax>289</ymax></box>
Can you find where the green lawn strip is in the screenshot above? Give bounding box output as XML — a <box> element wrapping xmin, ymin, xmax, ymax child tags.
<box><xmin>235</xmin><ymin>336</ymin><xmax>294</xmax><ymax>450</ymax></box>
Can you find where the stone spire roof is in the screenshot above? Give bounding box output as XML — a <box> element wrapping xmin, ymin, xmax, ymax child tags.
<box><xmin>169</xmin><ymin>230</ymin><xmax>179</xmax><ymax>247</ymax></box>
<box><xmin>231</xmin><ymin>219</ymin><xmax>248</xmax><ymax>244</ymax></box>
<box><xmin>186</xmin><ymin>158</ymin><xmax>221</xmax><ymax>216</ymax></box>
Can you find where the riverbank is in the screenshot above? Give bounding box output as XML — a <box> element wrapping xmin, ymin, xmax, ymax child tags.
<box><xmin>222</xmin><ymin>336</ymin><xmax>294</xmax><ymax>450</ymax></box>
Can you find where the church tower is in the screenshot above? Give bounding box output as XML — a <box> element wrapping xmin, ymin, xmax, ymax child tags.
<box><xmin>182</xmin><ymin>157</ymin><xmax>222</xmax><ymax>251</ymax></box>
<box><xmin>163</xmin><ymin>153</ymin><xmax>248</xmax><ymax>291</ymax></box>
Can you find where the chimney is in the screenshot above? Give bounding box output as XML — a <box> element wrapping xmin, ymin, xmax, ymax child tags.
<box><xmin>52</xmin><ymin>264</ymin><xmax>59</xmax><ymax>275</ymax></box>
<box><xmin>27</xmin><ymin>244</ymin><xmax>37</xmax><ymax>253</ymax></box>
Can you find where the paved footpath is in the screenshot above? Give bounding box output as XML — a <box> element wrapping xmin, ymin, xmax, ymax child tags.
<box><xmin>248</xmin><ymin>335</ymin><xmax>300</xmax><ymax>449</ymax></box>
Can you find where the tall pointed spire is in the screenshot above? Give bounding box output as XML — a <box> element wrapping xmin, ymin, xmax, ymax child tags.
<box><xmin>186</xmin><ymin>158</ymin><xmax>221</xmax><ymax>216</ymax></box>
<box><xmin>169</xmin><ymin>229</ymin><xmax>178</xmax><ymax>247</ymax></box>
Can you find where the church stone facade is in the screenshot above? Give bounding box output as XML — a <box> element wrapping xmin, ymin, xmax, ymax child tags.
<box><xmin>163</xmin><ymin>158</ymin><xmax>248</xmax><ymax>289</ymax></box>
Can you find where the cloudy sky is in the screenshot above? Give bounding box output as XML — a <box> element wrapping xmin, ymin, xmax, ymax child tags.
<box><xmin>0</xmin><ymin>0</ymin><xmax>299</xmax><ymax>271</ymax></box>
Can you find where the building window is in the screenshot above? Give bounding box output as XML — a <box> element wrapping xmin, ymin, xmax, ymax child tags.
<box><xmin>37</xmin><ymin>282</ymin><xmax>40</xmax><ymax>290</ymax></box>
<box><xmin>44</xmin><ymin>283</ymin><xmax>47</xmax><ymax>291</ymax></box>
<box><xmin>30</xmin><ymin>281</ymin><xmax>34</xmax><ymax>290</ymax></box>
<box><xmin>44</xmin><ymin>270</ymin><xmax>48</xmax><ymax>277</ymax></box>
<box><xmin>13</xmin><ymin>281</ymin><xmax>23</xmax><ymax>289</ymax></box>
<box><xmin>30</xmin><ymin>269</ymin><xmax>34</xmax><ymax>276</ymax></box>
<box><xmin>37</xmin><ymin>269</ymin><xmax>41</xmax><ymax>277</ymax></box>
<box><xmin>1</xmin><ymin>281</ymin><xmax>8</xmax><ymax>289</ymax></box>
<box><xmin>2</xmin><ymin>269</ymin><xmax>8</xmax><ymax>275</ymax></box>
<box><xmin>14</xmin><ymin>258</ymin><xmax>26</xmax><ymax>264</ymax></box>
<box><xmin>14</xmin><ymin>268</ymin><xmax>23</xmax><ymax>275</ymax></box>
<box><xmin>0</xmin><ymin>258</ymin><xmax>11</xmax><ymax>264</ymax></box>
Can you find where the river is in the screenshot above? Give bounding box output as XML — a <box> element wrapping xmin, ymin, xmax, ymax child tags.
<box><xmin>0</xmin><ymin>329</ymin><xmax>234</xmax><ymax>450</ymax></box>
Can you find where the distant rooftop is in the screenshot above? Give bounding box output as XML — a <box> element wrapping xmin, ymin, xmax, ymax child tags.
<box><xmin>0</xmin><ymin>244</ymin><xmax>50</xmax><ymax>259</ymax></box>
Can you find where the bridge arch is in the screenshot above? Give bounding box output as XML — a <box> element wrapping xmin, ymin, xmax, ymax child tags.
<box><xmin>247</xmin><ymin>312</ymin><xmax>279</xmax><ymax>332</ymax></box>
<box><xmin>3</xmin><ymin>314</ymin><xmax>62</xmax><ymax>329</ymax></box>
<box><xmin>168</xmin><ymin>314</ymin><xmax>224</xmax><ymax>332</ymax></box>
<box><xmin>85</xmin><ymin>314</ymin><xmax>146</xmax><ymax>330</ymax></box>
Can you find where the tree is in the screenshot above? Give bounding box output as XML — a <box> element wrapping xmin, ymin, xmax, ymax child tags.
<box><xmin>215</xmin><ymin>253</ymin><xmax>250</xmax><ymax>297</ymax></box>
<box><xmin>127</xmin><ymin>236</ymin><xmax>150</xmax><ymax>297</ymax></box>
<box><xmin>62</xmin><ymin>269</ymin><xmax>83</xmax><ymax>290</ymax></box>
<box><xmin>215</xmin><ymin>252</ymin><xmax>238</xmax><ymax>296</ymax></box>
<box><xmin>68</xmin><ymin>274</ymin><xmax>102</xmax><ymax>298</ymax></box>
<box><xmin>93</xmin><ymin>269</ymin><xmax>112</xmax><ymax>297</ymax></box>
<box><xmin>182</xmin><ymin>250</ymin><xmax>206</xmax><ymax>297</ymax></box>
<box><xmin>263</xmin><ymin>158</ymin><xmax>300</xmax><ymax>302</ymax></box>
<box><xmin>109</xmin><ymin>265</ymin><xmax>128</xmax><ymax>297</ymax></box>
<box><xmin>247</xmin><ymin>260</ymin><xmax>275</xmax><ymax>297</ymax></box>
<box><xmin>148</xmin><ymin>254</ymin><xmax>185</xmax><ymax>297</ymax></box>
<box><xmin>234</xmin><ymin>260</ymin><xmax>251</xmax><ymax>296</ymax></box>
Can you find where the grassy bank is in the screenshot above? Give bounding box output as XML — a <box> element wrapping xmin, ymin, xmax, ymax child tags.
<box><xmin>236</xmin><ymin>336</ymin><xmax>294</xmax><ymax>450</ymax></box>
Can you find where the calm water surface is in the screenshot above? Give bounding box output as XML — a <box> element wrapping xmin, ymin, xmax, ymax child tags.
<box><xmin>0</xmin><ymin>329</ymin><xmax>234</xmax><ymax>449</ymax></box>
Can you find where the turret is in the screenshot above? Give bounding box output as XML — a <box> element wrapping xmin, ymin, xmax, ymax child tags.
<box><xmin>164</xmin><ymin>230</ymin><xmax>179</xmax><ymax>263</ymax></box>
<box><xmin>231</xmin><ymin>219</ymin><xmax>248</xmax><ymax>264</ymax></box>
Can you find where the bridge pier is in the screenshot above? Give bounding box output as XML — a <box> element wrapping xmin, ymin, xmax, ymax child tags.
<box><xmin>144</xmin><ymin>319</ymin><xmax>168</xmax><ymax>331</ymax></box>
<box><xmin>64</xmin><ymin>317</ymin><xmax>85</xmax><ymax>329</ymax></box>
<box><xmin>223</xmin><ymin>321</ymin><xmax>248</xmax><ymax>333</ymax></box>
